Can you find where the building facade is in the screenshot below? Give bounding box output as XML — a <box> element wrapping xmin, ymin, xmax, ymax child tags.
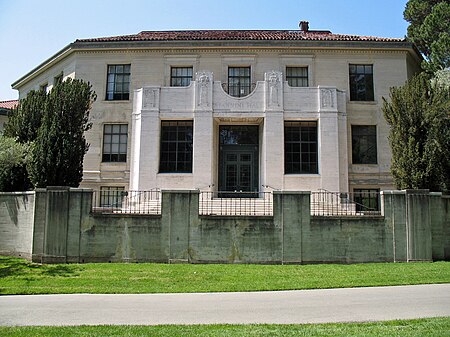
<box><xmin>12</xmin><ymin>23</ymin><xmax>421</xmax><ymax>200</ymax></box>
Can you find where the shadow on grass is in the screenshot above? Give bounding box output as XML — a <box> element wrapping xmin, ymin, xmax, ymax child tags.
<box><xmin>0</xmin><ymin>256</ymin><xmax>79</xmax><ymax>278</ymax></box>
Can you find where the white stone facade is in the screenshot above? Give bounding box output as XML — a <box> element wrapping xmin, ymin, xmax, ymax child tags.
<box><xmin>11</xmin><ymin>29</ymin><xmax>422</xmax><ymax>194</ymax></box>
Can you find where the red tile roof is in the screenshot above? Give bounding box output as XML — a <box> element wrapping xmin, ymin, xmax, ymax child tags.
<box><xmin>0</xmin><ymin>100</ymin><xmax>18</xmax><ymax>110</ymax></box>
<box><xmin>75</xmin><ymin>30</ymin><xmax>404</xmax><ymax>43</ymax></box>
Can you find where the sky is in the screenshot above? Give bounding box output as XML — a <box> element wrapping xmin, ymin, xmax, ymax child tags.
<box><xmin>0</xmin><ymin>0</ymin><xmax>410</xmax><ymax>100</ymax></box>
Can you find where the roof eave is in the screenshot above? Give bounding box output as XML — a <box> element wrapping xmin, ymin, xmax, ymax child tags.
<box><xmin>11</xmin><ymin>43</ymin><xmax>74</xmax><ymax>90</ymax></box>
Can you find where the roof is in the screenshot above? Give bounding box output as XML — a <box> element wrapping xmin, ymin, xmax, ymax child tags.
<box><xmin>0</xmin><ymin>100</ymin><xmax>18</xmax><ymax>110</ymax></box>
<box><xmin>75</xmin><ymin>30</ymin><xmax>404</xmax><ymax>43</ymax></box>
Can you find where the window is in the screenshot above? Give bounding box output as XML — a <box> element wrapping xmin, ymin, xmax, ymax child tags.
<box><xmin>100</xmin><ymin>186</ymin><xmax>125</xmax><ymax>208</ymax></box>
<box><xmin>349</xmin><ymin>64</ymin><xmax>374</xmax><ymax>101</ymax></box>
<box><xmin>354</xmin><ymin>188</ymin><xmax>380</xmax><ymax>212</ymax></box>
<box><xmin>352</xmin><ymin>125</ymin><xmax>377</xmax><ymax>164</ymax></box>
<box><xmin>159</xmin><ymin>121</ymin><xmax>193</xmax><ymax>173</ymax></box>
<box><xmin>54</xmin><ymin>73</ymin><xmax>63</xmax><ymax>86</ymax></box>
<box><xmin>40</xmin><ymin>83</ymin><xmax>48</xmax><ymax>92</ymax></box>
<box><xmin>106</xmin><ymin>64</ymin><xmax>130</xmax><ymax>100</ymax></box>
<box><xmin>102</xmin><ymin>124</ymin><xmax>128</xmax><ymax>162</ymax></box>
<box><xmin>170</xmin><ymin>67</ymin><xmax>193</xmax><ymax>86</ymax></box>
<box><xmin>286</xmin><ymin>67</ymin><xmax>308</xmax><ymax>87</ymax></box>
<box><xmin>228</xmin><ymin>67</ymin><xmax>251</xmax><ymax>97</ymax></box>
<box><xmin>284</xmin><ymin>121</ymin><xmax>318</xmax><ymax>174</ymax></box>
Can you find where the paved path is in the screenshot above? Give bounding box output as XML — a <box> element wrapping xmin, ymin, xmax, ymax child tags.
<box><xmin>1</xmin><ymin>284</ymin><xmax>449</xmax><ymax>326</ymax></box>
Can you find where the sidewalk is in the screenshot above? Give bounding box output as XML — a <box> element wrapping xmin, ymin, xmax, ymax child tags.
<box><xmin>1</xmin><ymin>284</ymin><xmax>449</xmax><ymax>326</ymax></box>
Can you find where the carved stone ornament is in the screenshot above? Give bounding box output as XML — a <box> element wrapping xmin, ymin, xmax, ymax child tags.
<box><xmin>196</xmin><ymin>71</ymin><xmax>212</xmax><ymax>107</ymax></box>
<box><xmin>143</xmin><ymin>87</ymin><xmax>159</xmax><ymax>110</ymax></box>
<box><xmin>321</xmin><ymin>89</ymin><xmax>335</xmax><ymax>108</ymax></box>
<box><xmin>266</xmin><ymin>71</ymin><xmax>282</xmax><ymax>107</ymax></box>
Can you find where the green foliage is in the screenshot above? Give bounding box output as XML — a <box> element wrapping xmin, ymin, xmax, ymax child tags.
<box><xmin>28</xmin><ymin>79</ymin><xmax>96</xmax><ymax>187</ymax></box>
<box><xmin>383</xmin><ymin>72</ymin><xmax>450</xmax><ymax>191</ymax></box>
<box><xmin>0</xmin><ymin>137</ymin><xmax>31</xmax><ymax>191</ymax></box>
<box><xmin>404</xmin><ymin>0</ymin><xmax>450</xmax><ymax>73</ymax></box>
<box><xmin>3</xmin><ymin>90</ymin><xmax>46</xmax><ymax>143</ymax></box>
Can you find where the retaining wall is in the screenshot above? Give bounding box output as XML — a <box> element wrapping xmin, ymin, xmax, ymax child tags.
<box><xmin>0</xmin><ymin>188</ymin><xmax>448</xmax><ymax>264</ymax></box>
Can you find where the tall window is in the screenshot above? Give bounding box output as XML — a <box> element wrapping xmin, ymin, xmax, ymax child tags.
<box><xmin>54</xmin><ymin>73</ymin><xmax>63</xmax><ymax>86</ymax></box>
<box><xmin>171</xmin><ymin>67</ymin><xmax>193</xmax><ymax>86</ymax></box>
<box><xmin>228</xmin><ymin>67</ymin><xmax>251</xmax><ymax>97</ymax></box>
<box><xmin>286</xmin><ymin>67</ymin><xmax>308</xmax><ymax>87</ymax></box>
<box><xmin>106</xmin><ymin>64</ymin><xmax>130</xmax><ymax>100</ymax></box>
<box><xmin>102</xmin><ymin>124</ymin><xmax>128</xmax><ymax>162</ymax></box>
<box><xmin>100</xmin><ymin>186</ymin><xmax>125</xmax><ymax>208</ymax></box>
<box><xmin>354</xmin><ymin>188</ymin><xmax>380</xmax><ymax>212</ymax></box>
<box><xmin>352</xmin><ymin>125</ymin><xmax>377</xmax><ymax>164</ymax></box>
<box><xmin>349</xmin><ymin>64</ymin><xmax>374</xmax><ymax>101</ymax></box>
<box><xmin>284</xmin><ymin>121</ymin><xmax>318</xmax><ymax>174</ymax></box>
<box><xmin>159</xmin><ymin>121</ymin><xmax>193</xmax><ymax>173</ymax></box>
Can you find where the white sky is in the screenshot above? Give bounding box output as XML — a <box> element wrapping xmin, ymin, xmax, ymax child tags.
<box><xmin>0</xmin><ymin>0</ymin><xmax>409</xmax><ymax>100</ymax></box>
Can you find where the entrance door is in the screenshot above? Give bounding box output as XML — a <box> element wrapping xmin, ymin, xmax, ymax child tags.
<box><xmin>218</xmin><ymin>125</ymin><xmax>259</xmax><ymax>195</ymax></box>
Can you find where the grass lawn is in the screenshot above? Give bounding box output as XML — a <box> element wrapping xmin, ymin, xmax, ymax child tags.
<box><xmin>0</xmin><ymin>318</ymin><xmax>449</xmax><ymax>336</ymax></box>
<box><xmin>0</xmin><ymin>256</ymin><xmax>449</xmax><ymax>294</ymax></box>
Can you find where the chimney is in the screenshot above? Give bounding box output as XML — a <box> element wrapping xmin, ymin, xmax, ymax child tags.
<box><xmin>299</xmin><ymin>21</ymin><xmax>309</xmax><ymax>32</ymax></box>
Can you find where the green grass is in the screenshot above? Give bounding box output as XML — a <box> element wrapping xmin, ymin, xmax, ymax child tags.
<box><xmin>0</xmin><ymin>318</ymin><xmax>449</xmax><ymax>336</ymax></box>
<box><xmin>0</xmin><ymin>256</ymin><xmax>449</xmax><ymax>295</ymax></box>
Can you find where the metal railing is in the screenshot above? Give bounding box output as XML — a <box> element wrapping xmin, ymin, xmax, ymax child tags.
<box><xmin>199</xmin><ymin>191</ymin><xmax>273</xmax><ymax>216</ymax></box>
<box><xmin>311</xmin><ymin>191</ymin><xmax>381</xmax><ymax>216</ymax></box>
<box><xmin>92</xmin><ymin>189</ymin><xmax>161</xmax><ymax>215</ymax></box>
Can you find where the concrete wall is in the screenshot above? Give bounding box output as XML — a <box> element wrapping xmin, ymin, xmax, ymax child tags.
<box><xmin>0</xmin><ymin>188</ymin><xmax>448</xmax><ymax>264</ymax></box>
<box><xmin>0</xmin><ymin>192</ymin><xmax>35</xmax><ymax>259</ymax></box>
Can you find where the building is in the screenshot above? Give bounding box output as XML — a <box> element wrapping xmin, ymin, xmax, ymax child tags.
<box><xmin>11</xmin><ymin>22</ymin><xmax>422</xmax><ymax>205</ymax></box>
<box><xmin>0</xmin><ymin>100</ymin><xmax>18</xmax><ymax>133</ymax></box>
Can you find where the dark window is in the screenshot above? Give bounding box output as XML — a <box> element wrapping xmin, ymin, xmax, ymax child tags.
<box><xmin>284</xmin><ymin>121</ymin><xmax>318</xmax><ymax>174</ymax></box>
<box><xmin>286</xmin><ymin>67</ymin><xmax>308</xmax><ymax>87</ymax></box>
<box><xmin>354</xmin><ymin>188</ymin><xmax>380</xmax><ymax>212</ymax></box>
<box><xmin>171</xmin><ymin>67</ymin><xmax>193</xmax><ymax>86</ymax></box>
<box><xmin>106</xmin><ymin>64</ymin><xmax>130</xmax><ymax>100</ymax></box>
<box><xmin>102</xmin><ymin>124</ymin><xmax>128</xmax><ymax>162</ymax></box>
<box><xmin>352</xmin><ymin>125</ymin><xmax>377</xmax><ymax>164</ymax></box>
<box><xmin>228</xmin><ymin>67</ymin><xmax>251</xmax><ymax>97</ymax></box>
<box><xmin>54</xmin><ymin>73</ymin><xmax>63</xmax><ymax>86</ymax></box>
<box><xmin>159</xmin><ymin>121</ymin><xmax>193</xmax><ymax>173</ymax></box>
<box><xmin>349</xmin><ymin>64</ymin><xmax>374</xmax><ymax>101</ymax></box>
<box><xmin>100</xmin><ymin>186</ymin><xmax>125</xmax><ymax>208</ymax></box>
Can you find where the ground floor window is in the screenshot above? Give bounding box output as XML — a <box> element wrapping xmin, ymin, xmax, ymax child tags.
<box><xmin>284</xmin><ymin>121</ymin><xmax>318</xmax><ymax>174</ymax></box>
<box><xmin>353</xmin><ymin>188</ymin><xmax>380</xmax><ymax>212</ymax></box>
<box><xmin>159</xmin><ymin>120</ymin><xmax>193</xmax><ymax>173</ymax></box>
<box><xmin>100</xmin><ymin>186</ymin><xmax>125</xmax><ymax>208</ymax></box>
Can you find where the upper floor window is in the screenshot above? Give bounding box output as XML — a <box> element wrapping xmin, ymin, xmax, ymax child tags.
<box><xmin>159</xmin><ymin>121</ymin><xmax>193</xmax><ymax>173</ymax></box>
<box><xmin>170</xmin><ymin>67</ymin><xmax>193</xmax><ymax>87</ymax></box>
<box><xmin>228</xmin><ymin>67</ymin><xmax>251</xmax><ymax>97</ymax></box>
<box><xmin>102</xmin><ymin>124</ymin><xmax>128</xmax><ymax>162</ymax></box>
<box><xmin>286</xmin><ymin>67</ymin><xmax>308</xmax><ymax>87</ymax></box>
<box><xmin>40</xmin><ymin>83</ymin><xmax>48</xmax><ymax>92</ymax></box>
<box><xmin>284</xmin><ymin>121</ymin><xmax>318</xmax><ymax>174</ymax></box>
<box><xmin>54</xmin><ymin>73</ymin><xmax>63</xmax><ymax>86</ymax></box>
<box><xmin>106</xmin><ymin>64</ymin><xmax>130</xmax><ymax>100</ymax></box>
<box><xmin>349</xmin><ymin>64</ymin><xmax>374</xmax><ymax>101</ymax></box>
<box><xmin>351</xmin><ymin>125</ymin><xmax>377</xmax><ymax>164</ymax></box>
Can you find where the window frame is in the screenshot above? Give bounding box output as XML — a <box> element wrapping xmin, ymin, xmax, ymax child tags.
<box><xmin>102</xmin><ymin>124</ymin><xmax>128</xmax><ymax>163</ymax></box>
<box><xmin>349</xmin><ymin>64</ymin><xmax>374</xmax><ymax>101</ymax></box>
<box><xmin>170</xmin><ymin>66</ymin><xmax>193</xmax><ymax>87</ymax></box>
<box><xmin>159</xmin><ymin>120</ymin><xmax>194</xmax><ymax>173</ymax></box>
<box><xmin>228</xmin><ymin>66</ymin><xmax>251</xmax><ymax>97</ymax></box>
<box><xmin>286</xmin><ymin>66</ymin><xmax>309</xmax><ymax>87</ymax></box>
<box><xmin>353</xmin><ymin>188</ymin><xmax>380</xmax><ymax>212</ymax></box>
<box><xmin>351</xmin><ymin>125</ymin><xmax>377</xmax><ymax>164</ymax></box>
<box><xmin>284</xmin><ymin>121</ymin><xmax>318</xmax><ymax>174</ymax></box>
<box><xmin>53</xmin><ymin>73</ymin><xmax>63</xmax><ymax>86</ymax></box>
<box><xmin>105</xmin><ymin>64</ymin><xmax>131</xmax><ymax>101</ymax></box>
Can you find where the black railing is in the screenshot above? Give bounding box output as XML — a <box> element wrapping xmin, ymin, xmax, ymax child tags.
<box><xmin>311</xmin><ymin>191</ymin><xmax>381</xmax><ymax>216</ymax></box>
<box><xmin>92</xmin><ymin>189</ymin><xmax>161</xmax><ymax>215</ymax></box>
<box><xmin>199</xmin><ymin>191</ymin><xmax>273</xmax><ymax>216</ymax></box>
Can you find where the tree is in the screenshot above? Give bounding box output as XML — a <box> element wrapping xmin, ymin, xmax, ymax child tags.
<box><xmin>3</xmin><ymin>89</ymin><xmax>46</xmax><ymax>143</ymax></box>
<box><xmin>383</xmin><ymin>72</ymin><xmax>450</xmax><ymax>192</ymax></box>
<box><xmin>404</xmin><ymin>0</ymin><xmax>450</xmax><ymax>73</ymax></box>
<box><xmin>0</xmin><ymin>136</ymin><xmax>31</xmax><ymax>191</ymax></box>
<box><xmin>27</xmin><ymin>78</ymin><xmax>96</xmax><ymax>187</ymax></box>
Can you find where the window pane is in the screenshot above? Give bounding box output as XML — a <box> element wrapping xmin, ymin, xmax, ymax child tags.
<box><xmin>102</xmin><ymin>124</ymin><xmax>128</xmax><ymax>162</ymax></box>
<box><xmin>351</xmin><ymin>125</ymin><xmax>377</xmax><ymax>164</ymax></box>
<box><xmin>159</xmin><ymin>121</ymin><xmax>193</xmax><ymax>172</ymax></box>
<box><xmin>284</xmin><ymin>121</ymin><xmax>318</xmax><ymax>174</ymax></box>
<box><xmin>105</xmin><ymin>64</ymin><xmax>130</xmax><ymax>100</ymax></box>
<box><xmin>349</xmin><ymin>64</ymin><xmax>374</xmax><ymax>101</ymax></box>
<box><xmin>171</xmin><ymin>67</ymin><xmax>193</xmax><ymax>87</ymax></box>
<box><xmin>286</xmin><ymin>67</ymin><xmax>308</xmax><ymax>87</ymax></box>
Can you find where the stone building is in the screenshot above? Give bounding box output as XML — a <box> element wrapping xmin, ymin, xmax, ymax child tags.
<box><xmin>11</xmin><ymin>22</ymin><xmax>422</xmax><ymax>206</ymax></box>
